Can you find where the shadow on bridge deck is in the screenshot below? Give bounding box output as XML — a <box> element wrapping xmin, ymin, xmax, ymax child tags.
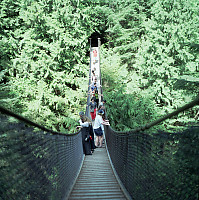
<box><xmin>68</xmin><ymin>146</ymin><xmax>127</xmax><ymax>200</ymax></box>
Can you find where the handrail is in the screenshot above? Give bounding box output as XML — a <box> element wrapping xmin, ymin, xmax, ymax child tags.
<box><xmin>139</xmin><ymin>96</ymin><xmax>199</xmax><ymax>131</ymax></box>
<box><xmin>0</xmin><ymin>106</ymin><xmax>79</xmax><ymax>136</ymax></box>
<box><xmin>107</xmin><ymin>95</ymin><xmax>199</xmax><ymax>134</ymax></box>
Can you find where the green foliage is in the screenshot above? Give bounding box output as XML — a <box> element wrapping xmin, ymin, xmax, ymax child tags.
<box><xmin>0</xmin><ymin>0</ymin><xmax>198</xmax><ymax>199</ymax></box>
<box><xmin>101</xmin><ymin>0</ymin><xmax>199</xmax><ymax>131</ymax></box>
<box><xmin>101</xmin><ymin>47</ymin><xmax>158</xmax><ymax>131</ymax></box>
<box><xmin>0</xmin><ymin>0</ymin><xmax>111</xmax><ymax>133</ymax></box>
<box><xmin>104</xmin><ymin>86</ymin><xmax>157</xmax><ymax>131</ymax></box>
<box><xmin>1</xmin><ymin>0</ymin><xmax>198</xmax><ymax>132</ymax></box>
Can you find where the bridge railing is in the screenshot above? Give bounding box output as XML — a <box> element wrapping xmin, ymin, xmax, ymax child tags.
<box><xmin>104</xmin><ymin>97</ymin><xmax>199</xmax><ymax>200</ymax></box>
<box><xmin>0</xmin><ymin>39</ymin><xmax>98</xmax><ymax>200</ymax></box>
<box><xmin>0</xmin><ymin>107</ymin><xmax>84</xmax><ymax>200</ymax></box>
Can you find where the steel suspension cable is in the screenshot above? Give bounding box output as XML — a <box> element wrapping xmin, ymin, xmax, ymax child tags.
<box><xmin>108</xmin><ymin>95</ymin><xmax>199</xmax><ymax>134</ymax></box>
<box><xmin>136</xmin><ymin>95</ymin><xmax>199</xmax><ymax>132</ymax></box>
<box><xmin>104</xmin><ymin>95</ymin><xmax>199</xmax><ymax>200</ymax></box>
<box><xmin>0</xmin><ymin>106</ymin><xmax>79</xmax><ymax>136</ymax></box>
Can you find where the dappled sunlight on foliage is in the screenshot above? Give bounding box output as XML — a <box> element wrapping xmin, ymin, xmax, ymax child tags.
<box><xmin>0</xmin><ymin>0</ymin><xmax>199</xmax><ymax>133</ymax></box>
<box><xmin>101</xmin><ymin>0</ymin><xmax>199</xmax><ymax>131</ymax></box>
<box><xmin>0</xmin><ymin>0</ymin><xmax>111</xmax><ymax>133</ymax></box>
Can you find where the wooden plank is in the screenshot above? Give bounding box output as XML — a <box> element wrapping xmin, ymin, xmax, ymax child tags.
<box><xmin>67</xmin><ymin>147</ymin><xmax>127</xmax><ymax>200</ymax></box>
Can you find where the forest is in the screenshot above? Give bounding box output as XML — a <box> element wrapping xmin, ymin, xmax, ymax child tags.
<box><xmin>0</xmin><ymin>0</ymin><xmax>199</xmax><ymax>133</ymax></box>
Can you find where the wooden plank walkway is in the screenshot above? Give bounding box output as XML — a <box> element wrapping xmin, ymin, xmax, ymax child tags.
<box><xmin>68</xmin><ymin>146</ymin><xmax>127</xmax><ymax>200</ymax></box>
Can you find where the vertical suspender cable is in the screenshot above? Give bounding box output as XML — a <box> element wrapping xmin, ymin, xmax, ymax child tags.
<box><xmin>98</xmin><ymin>38</ymin><xmax>103</xmax><ymax>103</ymax></box>
<box><xmin>86</xmin><ymin>38</ymin><xmax>92</xmax><ymax>117</ymax></box>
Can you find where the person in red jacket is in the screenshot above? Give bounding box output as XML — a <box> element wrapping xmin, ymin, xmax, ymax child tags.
<box><xmin>87</xmin><ymin>97</ymin><xmax>97</xmax><ymax>121</ymax></box>
<box><xmin>93</xmin><ymin>49</ymin><xmax>98</xmax><ymax>64</ymax></box>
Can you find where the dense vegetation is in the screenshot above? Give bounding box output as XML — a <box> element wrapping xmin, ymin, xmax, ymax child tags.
<box><xmin>101</xmin><ymin>0</ymin><xmax>199</xmax><ymax>131</ymax></box>
<box><xmin>0</xmin><ymin>1</ymin><xmax>198</xmax><ymax>199</ymax></box>
<box><xmin>0</xmin><ymin>0</ymin><xmax>199</xmax><ymax>132</ymax></box>
<box><xmin>0</xmin><ymin>0</ymin><xmax>110</xmax><ymax>132</ymax></box>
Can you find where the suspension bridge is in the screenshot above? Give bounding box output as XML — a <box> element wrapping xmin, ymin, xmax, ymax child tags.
<box><xmin>0</xmin><ymin>39</ymin><xmax>199</xmax><ymax>200</ymax></box>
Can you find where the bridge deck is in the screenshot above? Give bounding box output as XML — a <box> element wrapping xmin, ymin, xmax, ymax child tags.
<box><xmin>68</xmin><ymin>146</ymin><xmax>127</xmax><ymax>200</ymax></box>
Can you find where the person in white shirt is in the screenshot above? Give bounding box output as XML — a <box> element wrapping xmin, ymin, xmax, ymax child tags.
<box><xmin>93</xmin><ymin>110</ymin><xmax>106</xmax><ymax>147</ymax></box>
<box><xmin>78</xmin><ymin>113</ymin><xmax>91</xmax><ymax>128</ymax></box>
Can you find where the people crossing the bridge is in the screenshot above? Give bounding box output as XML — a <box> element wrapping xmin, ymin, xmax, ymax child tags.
<box><xmin>99</xmin><ymin>99</ymin><xmax>106</xmax><ymax>109</ymax></box>
<box><xmin>96</xmin><ymin>104</ymin><xmax>103</xmax><ymax>116</ymax></box>
<box><xmin>92</xmin><ymin>48</ymin><xmax>98</xmax><ymax>64</ymax></box>
<box><xmin>91</xmin><ymin>70</ymin><xmax>97</xmax><ymax>82</ymax></box>
<box><xmin>94</xmin><ymin>88</ymin><xmax>99</xmax><ymax>108</ymax></box>
<box><xmin>88</xmin><ymin>87</ymin><xmax>103</xmax><ymax>110</ymax></box>
<box><xmin>77</xmin><ymin>112</ymin><xmax>93</xmax><ymax>155</ymax></box>
<box><xmin>2</xmin><ymin>37</ymin><xmax>197</xmax><ymax>200</ymax></box>
<box><xmin>96</xmin><ymin>104</ymin><xmax>106</xmax><ymax>120</ymax></box>
<box><xmin>87</xmin><ymin>97</ymin><xmax>97</xmax><ymax>121</ymax></box>
<box><xmin>90</xmin><ymin>82</ymin><xmax>97</xmax><ymax>92</ymax></box>
<box><xmin>93</xmin><ymin>109</ymin><xmax>107</xmax><ymax>148</ymax></box>
<box><xmin>85</xmin><ymin>43</ymin><xmax>109</xmax><ymax>149</ymax></box>
<box><xmin>91</xmin><ymin>65</ymin><xmax>96</xmax><ymax>72</ymax></box>
<box><xmin>90</xmin><ymin>77</ymin><xmax>101</xmax><ymax>89</ymax></box>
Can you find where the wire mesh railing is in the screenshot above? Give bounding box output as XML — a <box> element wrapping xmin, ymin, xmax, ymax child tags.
<box><xmin>1</xmin><ymin>38</ymin><xmax>198</xmax><ymax>200</ymax></box>
<box><xmin>0</xmin><ymin>111</ymin><xmax>84</xmax><ymax>200</ymax></box>
<box><xmin>104</xmin><ymin>97</ymin><xmax>199</xmax><ymax>200</ymax></box>
<box><xmin>105</xmin><ymin>125</ymin><xmax>199</xmax><ymax>200</ymax></box>
<box><xmin>0</xmin><ymin>39</ymin><xmax>98</xmax><ymax>200</ymax></box>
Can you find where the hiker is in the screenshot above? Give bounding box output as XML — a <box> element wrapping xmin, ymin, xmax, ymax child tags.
<box><xmin>93</xmin><ymin>49</ymin><xmax>98</xmax><ymax>64</ymax></box>
<box><xmin>93</xmin><ymin>110</ymin><xmax>107</xmax><ymax>148</ymax></box>
<box><xmin>94</xmin><ymin>88</ymin><xmax>103</xmax><ymax>108</ymax></box>
<box><xmin>87</xmin><ymin>97</ymin><xmax>97</xmax><ymax>121</ymax></box>
<box><xmin>77</xmin><ymin>112</ymin><xmax>92</xmax><ymax>155</ymax></box>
